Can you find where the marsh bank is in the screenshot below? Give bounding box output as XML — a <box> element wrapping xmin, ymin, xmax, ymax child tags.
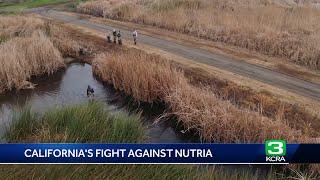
<box><xmin>0</xmin><ymin>62</ymin><xmax>192</xmax><ymax>143</ymax></box>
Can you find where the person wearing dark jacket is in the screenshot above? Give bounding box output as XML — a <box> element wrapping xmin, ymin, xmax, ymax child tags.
<box><xmin>117</xmin><ymin>30</ymin><xmax>122</xmax><ymax>45</ymax></box>
<box><xmin>112</xmin><ymin>29</ymin><xmax>117</xmax><ymax>43</ymax></box>
<box><xmin>87</xmin><ymin>85</ymin><xmax>94</xmax><ymax>97</ymax></box>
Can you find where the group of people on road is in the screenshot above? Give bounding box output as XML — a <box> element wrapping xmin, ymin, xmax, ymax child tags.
<box><xmin>106</xmin><ymin>29</ymin><xmax>138</xmax><ymax>45</ymax></box>
<box><xmin>107</xmin><ymin>29</ymin><xmax>122</xmax><ymax>44</ymax></box>
<box><xmin>89</xmin><ymin>29</ymin><xmax>138</xmax><ymax>99</ymax></box>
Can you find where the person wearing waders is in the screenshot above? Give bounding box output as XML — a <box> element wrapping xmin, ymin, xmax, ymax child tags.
<box><xmin>117</xmin><ymin>30</ymin><xmax>122</xmax><ymax>45</ymax></box>
<box><xmin>132</xmin><ymin>30</ymin><xmax>138</xmax><ymax>45</ymax></box>
<box><xmin>112</xmin><ymin>29</ymin><xmax>117</xmax><ymax>43</ymax></box>
<box><xmin>87</xmin><ymin>85</ymin><xmax>94</xmax><ymax>99</ymax></box>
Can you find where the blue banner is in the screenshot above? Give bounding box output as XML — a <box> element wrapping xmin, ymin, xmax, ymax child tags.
<box><xmin>0</xmin><ymin>143</ymin><xmax>318</xmax><ymax>164</ymax></box>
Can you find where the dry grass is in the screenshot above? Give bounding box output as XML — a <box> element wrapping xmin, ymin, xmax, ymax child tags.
<box><xmin>78</xmin><ymin>0</ymin><xmax>320</xmax><ymax>70</ymax></box>
<box><xmin>182</xmin><ymin>66</ymin><xmax>320</xmax><ymax>137</ymax></box>
<box><xmin>0</xmin><ymin>15</ymin><xmax>94</xmax><ymax>93</ymax></box>
<box><xmin>77</xmin><ymin>0</ymin><xmax>135</xmax><ymax>18</ymax></box>
<box><xmin>93</xmin><ymin>51</ymin><xmax>186</xmax><ymax>103</ymax></box>
<box><xmin>0</xmin><ymin>14</ymin><xmax>126</xmax><ymax>94</ymax></box>
<box><xmin>166</xmin><ymin>84</ymin><xmax>299</xmax><ymax>142</ymax></box>
<box><xmin>93</xmin><ymin>50</ymin><xmax>304</xmax><ymax>143</ymax></box>
<box><xmin>48</xmin><ymin>22</ymin><xmax>120</xmax><ymax>60</ymax></box>
<box><xmin>48</xmin><ymin>24</ymin><xmax>84</xmax><ymax>58</ymax></box>
<box><xmin>0</xmin><ymin>15</ymin><xmax>47</xmax><ymax>38</ymax></box>
<box><xmin>0</xmin><ymin>31</ymin><xmax>65</xmax><ymax>92</ymax></box>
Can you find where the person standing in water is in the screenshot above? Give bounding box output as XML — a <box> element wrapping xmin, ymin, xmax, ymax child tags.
<box><xmin>87</xmin><ymin>85</ymin><xmax>94</xmax><ymax>98</ymax></box>
<box><xmin>132</xmin><ymin>30</ymin><xmax>138</xmax><ymax>45</ymax></box>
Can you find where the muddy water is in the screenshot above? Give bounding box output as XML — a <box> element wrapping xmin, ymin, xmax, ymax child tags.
<box><xmin>0</xmin><ymin>63</ymin><xmax>192</xmax><ymax>143</ymax></box>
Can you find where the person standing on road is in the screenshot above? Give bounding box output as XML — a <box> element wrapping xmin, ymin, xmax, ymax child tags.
<box><xmin>132</xmin><ymin>30</ymin><xmax>138</xmax><ymax>45</ymax></box>
<box><xmin>107</xmin><ymin>31</ymin><xmax>112</xmax><ymax>43</ymax></box>
<box><xmin>112</xmin><ymin>29</ymin><xmax>117</xmax><ymax>43</ymax></box>
<box><xmin>117</xmin><ymin>30</ymin><xmax>122</xmax><ymax>45</ymax></box>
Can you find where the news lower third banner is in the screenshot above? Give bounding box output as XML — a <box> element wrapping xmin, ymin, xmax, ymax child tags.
<box><xmin>0</xmin><ymin>142</ymin><xmax>320</xmax><ymax>164</ymax></box>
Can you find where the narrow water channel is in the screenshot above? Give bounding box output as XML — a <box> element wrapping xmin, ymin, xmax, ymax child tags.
<box><xmin>0</xmin><ymin>63</ymin><xmax>192</xmax><ymax>143</ymax></box>
<box><xmin>0</xmin><ymin>62</ymin><xmax>270</xmax><ymax>176</ymax></box>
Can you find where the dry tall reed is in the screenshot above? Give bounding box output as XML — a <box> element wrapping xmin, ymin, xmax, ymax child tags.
<box><xmin>49</xmin><ymin>24</ymin><xmax>81</xmax><ymax>58</ymax></box>
<box><xmin>93</xmin><ymin>50</ymin><xmax>304</xmax><ymax>143</ymax></box>
<box><xmin>0</xmin><ymin>31</ymin><xmax>65</xmax><ymax>92</ymax></box>
<box><xmin>166</xmin><ymin>84</ymin><xmax>299</xmax><ymax>142</ymax></box>
<box><xmin>183</xmin><ymin>67</ymin><xmax>320</xmax><ymax>137</ymax></box>
<box><xmin>93</xmin><ymin>51</ymin><xmax>186</xmax><ymax>103</ymax></box>
<box><xmin>78</xmin><ymin>0</ymin><xmax>320</xmax><ymax>70</ymax></box>
<box><xmin>0</xmin><ymin>16</ymin><xmax>46</xmax><ymax>38</ymax></box>
<box><xmin>0</xmin><ymin>16</ymin><xmax>83</xmax><ymax>58</ymax></box>
<box><xmin>0</xmin><ymin>15</ymin><xmax>91</xmax><ymax>93</ymax></box>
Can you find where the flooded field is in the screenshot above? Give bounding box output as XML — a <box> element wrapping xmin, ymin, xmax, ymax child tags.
<box><xmin>0</xmin><ymin>62</ymin><xmax>191</xmax><ymax>143</ymax></box>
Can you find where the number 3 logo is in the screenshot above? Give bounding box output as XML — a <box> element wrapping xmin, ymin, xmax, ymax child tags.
<box><xmin>265</xmin><ymin>140</ymin><xmax>286</xmax><ymax>156</ymax></box>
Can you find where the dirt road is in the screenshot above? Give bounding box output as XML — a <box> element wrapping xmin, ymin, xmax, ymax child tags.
<box><xmin>34</xmin><ymin>8</ymin><xmax>320</xmax><ymax>101</ymax></box>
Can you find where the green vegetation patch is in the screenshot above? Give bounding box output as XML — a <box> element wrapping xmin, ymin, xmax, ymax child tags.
<box><xmin>0</xmin><ymin>164</ymin><xmax>278</xmax><ymax>179</ymax></box>
<box><xmin>0</xmin><ymin>0</ymin><xmax>70</xmax><ymax>13</ymax></box>
<box><xmin>2</xmin><ymin>101</ymin><xmax>274</xmax><ymax>179</ymax></box>
<box><xmin>6</xmin><ymin>101</ymin><xmax>145</xmax><ymax>143</ymax></box>
<box><xmin>2</xmin><ymin>101</ymin><xmax>281</xmax><ymax>179</ymax></box>
<box><xmin>0</xmin><ymin>35</ymin><xmax>7</xmax><ymax>44</ymax></box>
